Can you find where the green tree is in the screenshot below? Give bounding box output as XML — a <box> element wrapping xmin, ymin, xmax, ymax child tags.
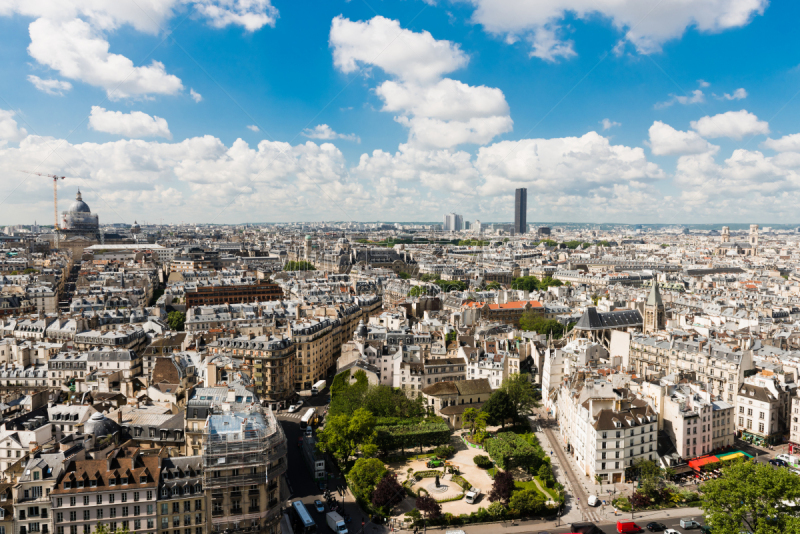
<box><xmin>398</xmin><ymin>272</ymin><xmax>411</xmax><ymax>279</ymax></box>
<box><xmin>473</xmin><ymin>412</ymin><xmax>489</xmax><ymax>434</ymax></box>
<box><xmin>489</xmin><ymin>470</ymin><xmax>514</xmax><ymax>505</ymax></box>
<box><xmin>481</xmin><ymin>389</ymin><xmax>516</xmax><ymax>428</ymax></box>
<box><xmin>316</xmin><ymin>408</ymin><xmax>377</xmax><ymax>463</ymax></box>
<box><xmin>347</xmin><ymin>458</ymin><xmax>387</xmax><ymax>503</ymax></box>
<box><xmin>701</xmin><ymin>459</ymin><xmax>800</xmax><ymax>534</ymax></box>
<box><xmin>485</xmin><ymin>281</ymin><xmax>502</xmax><ymax>290</ymax></box>
<box><xmin>509</xmin><ymin>488</ymin><xmax>546</xmax><ymax>515</ymax></box>
<box><xmin>518</xmin><ymin>312</ymin><xmax>566</xmax><ymax>338</ymax></box>
<box><xmin>632</xmin><ymin>459</ymin><xmax>665</xmax><ymax>497</ymax></box>
<box><xmin>284</xmin><ymin>261</ymin><xmax>316</xmax><ymax>271</ymax></box>
<box><xmin>167</xmin><ymin>311</ymin><xmax>185</xmax><ymax>331</ymax></box>
<box><xmin>487</xmin><ymin>501</ymin><xmax>507</xmax><ymax>518</ymax></box>
<box><xmin>330</xmin><ymin>370</ymin><xmax>369</xmax><ymax>416</ymax></box>
<box><xmin>511</xmin><ymin>276</ymin><xmax>540</xmax><ymax>292</ymax></box>
<box><xmin>462</xmin><ymin>407</ymin><xmax>478</xmax><ymax>433</ymax></box>
<box><xmin>500</xmin><ymin>373</ymin><xmax>539</xmax><ymax>416</ymax></box>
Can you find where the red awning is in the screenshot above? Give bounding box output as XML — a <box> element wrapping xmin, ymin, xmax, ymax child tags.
<box><xmin>688</xmin><ymin>456</ymin><xmax>718</xmax><ymax>470</ymax></box>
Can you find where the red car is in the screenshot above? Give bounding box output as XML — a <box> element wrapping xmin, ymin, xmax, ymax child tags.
<box><xmin>617</xmin><ymin>521</ymin><xmax>643</xmax><ymax>533</ymax></box>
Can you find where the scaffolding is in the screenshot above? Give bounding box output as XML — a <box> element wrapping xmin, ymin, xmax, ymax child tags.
<box><xmin>202</xmin><ymin>405</ymin><xmax>284</xmax><ymax>490</ymax></box>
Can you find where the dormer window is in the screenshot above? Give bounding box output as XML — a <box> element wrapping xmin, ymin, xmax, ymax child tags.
<box><xmin>90</xmin><ymin>480</ymin><xmax>97</xmax><ymax>488</ymax></box>
<box><xmin>64</xmin><ymin>482</ymin><xmax>70</xmax><ymax>489</ymax></box>
<box><xmin>140</xmin><ymin>476</ymin><xmax>147</xmax><ymax>484</ymax></box>
<box><xmin>110</xmin><ymin>478</ymin><xmax>116</xmax><ymax>486</ymax></box>
<box><xmin>160</xmin><ymin>488</ymin><xmax>168</xmax><ymax>498</ymax></box>
<box><xmin>77</xmin><ymin>481</ymin><xmax>84</xmax><ymax>488</ymax></box>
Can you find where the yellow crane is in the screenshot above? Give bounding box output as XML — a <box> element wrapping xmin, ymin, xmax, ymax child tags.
<box><xmin>20</xmin><ymin>170</ymin><xmax>66</xmax><ymax>230</ymax></box>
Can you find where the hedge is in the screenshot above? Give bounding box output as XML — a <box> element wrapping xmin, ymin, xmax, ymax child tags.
<box><xmin>375</xmin><ymin>417</ymin><xmax>451</xmax><ymax>452</ymax></box>
<box><xmin>484</xmin><ymin>432</ymin><xmax>540</xmax><ymax>471</ymax></box>
<box><xmin>473</xmin><ymin>455</ymin><xmax>492</xmax><ymax>468</ymax></box>
<box><xmin>451</xmin><ymin>475</ymin><xmax>473</xmax><ymax>491</ymax></box>
<box><xmin>435</xmin><ymin>494</ymin><xmax>464</xmax><ymax>503</ymax></box>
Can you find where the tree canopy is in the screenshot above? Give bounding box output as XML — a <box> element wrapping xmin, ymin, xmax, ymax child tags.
<box><xmin>511</xmin><ymin>275</ymin><xmax>563</xmax><ymax>292</ymax></box>
<box><xmin>284</xmin><ymin>261</ymin><xmax>316</xmax><ymax>271</ymax></box>
<box><xmin>347</xmin><ymin>458</ymin><xmax>387</xmax><ymax>503</ymax></box>
<box><xmin>500</xmin><ymin>373</ymin><xmax>540</xmax><ymax>415</ymax></box>
<box><xmin>701</xmin><ymin>459</ymin><xmax>800</xmax><ymax>534</ymax></box>
<box><xmin>316</xmin><ymin>408</ymin><xmax>377</xmax><ymax>463</ymax></box>
<box><xmin>167</xmin><ymin>311</ymin><xmax>185</xmax><ymax>331</ymax></box>
<box><xmin>481</xmin><ymin>389</ymin><xmax>516</xmax><ymax>427</ymax></box>
<box><xmin>488</xmin><ymin>470</ymin><xmax>514</xmax><ymax>505</ymax></box>
<box><xmin>518</xmin><ymin>312</ymin><xmax>568</xmax><ymax>338</ymax></box>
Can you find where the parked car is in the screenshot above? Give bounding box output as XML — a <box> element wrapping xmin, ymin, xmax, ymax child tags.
<box><xmin>288</xmin><ymin>404</ymin><xmax>300</xmax><ymax>413</ymax></box>
<box><xmin>680</xmin><ymin>519</ymin><xmax>702</xmax><ymax>529</ymax></box>
<box><xmin>426</xmin><ymin>459</ymin><xmax>444</xmax><ymax>468</ymax></box>
<box><xmin>664</xmin><ymin>530</ymin><xmax>681</xmax><ymax>534</ymax></box>
<box><xmin>616</xmin><ymin>521</ymin><xmax>643</xmax><ymax>533</ymax></box>
<box><xmin>314</xmin><ymin>500</ymin><xmax>325</xmax><ymax>513</ymax></box>
<box><xmin>769</xmin><ymin>459</ymin><xmax>788</xmax><ymax>467</ymax></box>
<box><xmin>646</xmin><ymin>522</ymin><xmax>666</xmax><ymax>532</ymax></box>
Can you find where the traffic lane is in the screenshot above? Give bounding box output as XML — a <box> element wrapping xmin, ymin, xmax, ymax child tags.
<box><xmin>537</xmin><ymin>515</ymin><xmax>704</xmax><ymax>534</ymax></box>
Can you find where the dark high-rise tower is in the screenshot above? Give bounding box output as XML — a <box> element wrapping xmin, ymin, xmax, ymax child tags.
<box><xmin>514</xmin><ymin>188</ymin><xmax>527</xmax><ymax>234</ymax></box>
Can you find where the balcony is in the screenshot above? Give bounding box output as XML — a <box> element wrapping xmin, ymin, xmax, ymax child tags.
<box><xmin>212</xmin><ymin>511</ymin><xmax>224</xmax><ymax>518</ymax></box>
<box><xmin>248</xmin><ymin>507</ymin><xmax>260</xmax><ymax>514</ymax></box>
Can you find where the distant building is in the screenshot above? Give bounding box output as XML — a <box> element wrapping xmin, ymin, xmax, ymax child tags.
<box><xmin>184</xmin><ymin>280</ymin><xmax>283</xmax><ymax>309</ymax></box>
<box><xmin>514</xmin><ymin>188</ymin><xmax>527</xmax><ymax>234</ymax></box>
<box><xmin>537</xmin><ymin>226</ymin><xmax>551</xmax><ymax>237</ymax></box>
<box><xmin>443</xmin><ymin>213</ymin><xmax>464</xmax><ymax>232</ymax></box>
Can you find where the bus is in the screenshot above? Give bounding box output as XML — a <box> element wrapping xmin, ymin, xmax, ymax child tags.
<box><xmin>291</xmin><ymin>500</ymin><xmax>317</xmax><ymax>534</ymax></box>
<box><xmin>300</xmin><ymin>408</ymin><xmax>316</xmax><ymax>430</ymax></box>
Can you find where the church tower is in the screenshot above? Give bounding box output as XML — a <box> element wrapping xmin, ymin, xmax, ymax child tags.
<box><xmin>749</xmin><ymin>224</ymin><xmax>759</xmax><ymax>255</ymax></box>
<box><xmin>644</xmin><ymin>282</ymin><xmax>665</xmax><ymax>333</ymax></box>
<box><xmin>721</xmin><ymin>226</ymin><xmax>730</xmax><ymax>243</ymax></box>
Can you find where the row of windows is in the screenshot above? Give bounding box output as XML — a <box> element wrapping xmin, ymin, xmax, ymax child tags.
<box><xmin>56</xmin><ymin>505</ymin><xmax>155</xmax><ymax>522</ymax></box>
<box><xmin>56</xmin><ymin>492</ymin><xmax>154</xmax><ymax>506</ymax></box>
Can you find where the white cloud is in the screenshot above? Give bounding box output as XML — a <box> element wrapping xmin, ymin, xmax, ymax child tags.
<box><xmin>89</xmin><ymin>106</ymin><xmax>171</xmax><ymax>139</ymax></box>
<box><xmin>0</xmin><ymin>0</ymin><xmax>279</xmax><ymax>33</ymax></box>
<box><xmin>655</xmin><ymin>89</ymin><xmax>705</xmax><ymax>109</ymax></box>
<box><xmin>715</xmin><ymin>87</ymin><xmax>748</xmax><ymax>100</ymax></box>
<box><xmin>27</xmin><ymin>75</ymin><xmax>72</xmax><ymax>96</ymax></box>
<box><xmin>601</xmin><ymin>118</ymin><xmax>620</xmax><ymax>130</ymax></box>
<box><xmin>329</xmin><ymin>16</ymin><xmax>512</xmax><ymax>148</ymax></box>
<box><xmin>0</xmin><ymin>110</ymin><xmax>28</xmax><ymax>144</ymax></box>
<box><xmin>698</xmin><ymin>79</ymin><xmax>711</xmax><ymax>88</ymax></box>
<box><xmin>0</xmin><ymin>131</ymin><xmax>368</xmax><ymax>223</ymax></box>
<box><xmin>647</xmin><ymin>121</ymin><xmax>717</xmax><ymax>156</ymax></box>
<box><xmin>762</xmin><ymin>134</ymin><xmax>800</xmax><ymax>152</ymax></box>
<box><xmin>192</xmin><ymin>0</ymin><xmax>278</xmax><ymax>31</ymax></box>
<box><xmin>377</xmin><ymin>79</ymin><xmax>509</xmax><ymax>121</ymax></box>
<box><xmin>3</xmin><ymin>1</ymin><xmax>279</xmax><ymax>101</ymax></box>
<box><xmin>459</xmin><ymin>0</ymin><xmax>767</xmax><ymax>59</ymax></box>
<box><xmin>475</xmin><ymin>131</ymin><xmax>664</xmax><ymax>196</ymax></box>
<box><xmin>247</xmin><ymin>125</ymin><xmax>260</xmax><ymax>132</ymax></box>
<box><xmin>395</xmin><ymin>115</ymin><xmax>512</xmax><ymax>149</ymax></box>
<box><xmin>190</xmin><ymin>89</ymin><xmax>203</xmax><ymax>103</ymax></box>
<box><xmin>302</xmin><ymin>125</ymin><xmax>360</xmax><ymax>143</ymax></box>
<box><xmin>527</xmin><ymin>24</ymin><xmax>576</xmax><ymax>62</ymax></box>
<box><xmin>329</xmin><ymin>15</ymin><xmax>468</xmax><ymax>83</ymax></box>
<box><xmin>690</xmin><ymin>109</ymin><xmax>769</xmax><ymax>140</ymax></box>
<box><xmin>28</xmin><ymin>18</ymin><xmax>184</xmax><ymax>100</ymax></box>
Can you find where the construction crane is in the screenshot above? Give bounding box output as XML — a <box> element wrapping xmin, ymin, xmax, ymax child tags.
<box><xmin>20</xmin><ymin>170</ymin><xmax>66</xmax><ymax>230</ymax></box>
<box><xmin>20</xmin><ymin>170</ymin><xmax>67</xmax><ymax>248</ymax></box>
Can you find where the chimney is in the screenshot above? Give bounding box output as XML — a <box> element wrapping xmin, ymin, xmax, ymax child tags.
<box><xmin>117</xmin><ymin>410</ymin><xmax>122</xmax><ymax>424</ymax></box>
<box><xmin>29</xmin><ymin>441</ymin><xmax>38</xmax><ymax>453</ymax></box>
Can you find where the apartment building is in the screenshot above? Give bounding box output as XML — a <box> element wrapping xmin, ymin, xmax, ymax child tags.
<box><xmin>13</xmin><ymin>452</ymin><xmax>70</xmax><ymax>534</ymax></box>
<box><xmin>156</xmin><ymin>456</ymin><xmax>204</xmax><ymax>534</ymax></box>
<box><xmin>51</xmin><ymin>447</ymin><xmax>159</xmax><ymax>534</ymax></box>
<box><xmin>210</xmin><ymin>336</ymin><xmax>296</xmax><ymax>403</ymax></box>
<box><xmin>790</xmin><ymin>395</ymin><xmax>800</xmax><ymax>455</ymax></box>
<box><xmin>735</xmin><ymin>375</ymin><xmax>786</xmax><ymax>446</ymax></box>
<box><xmin>629</xmin><ymin>335</ymin><xmax>754</xmax><ymax>403</ymax></box>
<box><xmin>465</xmin><ymin>351</ymin><xmax>506</xmax><ymax>389</ymax></box>
<box><xmin>290</xmin><ymin>318</ymin><xmax>335</xmax><ymax>391</ymax></box>
<box><xmin>203</xmin><ymin>409</ymin><xmax>287</xmax><ymax>534</ymax></box>
<box><xmin>662</xmin><ymin>386</ymin><xmax>714</xmax><ymax>459</ymax></box>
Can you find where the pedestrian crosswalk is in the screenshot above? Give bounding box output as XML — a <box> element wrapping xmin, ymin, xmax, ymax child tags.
<box><xmin>279</xmin><ymin>412</ymin><xmax>304</xmax><ymax>420</ymax></box>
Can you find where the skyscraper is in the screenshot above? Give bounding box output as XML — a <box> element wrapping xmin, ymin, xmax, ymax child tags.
<box><xmin>443</xmin><ymin>213</ymin><xmax>464</xmax><ymax>231</ymax></box>
<box><xmin>514</xmin><ymin>188</ymin><xmax>527</xmax><ymax>234</ymax></box>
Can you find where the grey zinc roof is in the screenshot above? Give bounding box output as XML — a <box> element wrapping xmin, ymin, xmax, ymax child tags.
<box><xmin>575</xmin><ymin>307</ymin><xmax>643</xmax><ymax>331</ymax></box>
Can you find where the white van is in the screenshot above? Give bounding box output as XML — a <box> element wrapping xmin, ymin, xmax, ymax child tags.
<box><xmin>680</xmin><ymin>518</ymin><xmax>701</xmax><ymax>529</ymax></box>
<box><xmin>587</xmin><ymin>495</ymin><xmax>599</xmax><ymax>506</ymax></box>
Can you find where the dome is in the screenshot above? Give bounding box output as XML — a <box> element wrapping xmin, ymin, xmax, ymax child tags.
<box><xmin>84</xmin><ymin>412</ymin><xmax>120</xmax><ymax>438</ymax></box>
<box><xmin>68</xmin><ymin>190</ymin><xmax>91</xmax><ymax>213</ymax></box>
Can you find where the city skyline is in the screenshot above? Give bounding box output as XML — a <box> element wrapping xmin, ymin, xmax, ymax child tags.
<box><xmin>1</xmin><ymin>1</ymin><xmax>799</xmax><ymax>224</ymax></box>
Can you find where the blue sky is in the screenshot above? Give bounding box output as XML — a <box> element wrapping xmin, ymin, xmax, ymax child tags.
<box><xmin>0</xmin><ymin>0</ymin><xmax>799</xmax><ymax>225</ymax></box>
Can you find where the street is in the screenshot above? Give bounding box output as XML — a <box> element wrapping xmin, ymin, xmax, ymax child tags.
<box><xmin>277</xmin><ymin>391</ymin><xmax>388</xmax><ymax>534</ymax></box>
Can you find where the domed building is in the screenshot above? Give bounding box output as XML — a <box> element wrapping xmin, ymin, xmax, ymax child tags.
<box><xmin>61</xmin><ymin>190</ymin><xmax>99</xmax><ymax>239</ymax></box>
<box><xmin>84</xmin><ymin>412</ymin><xmax>121</xmax><ymax>443</ymax></box>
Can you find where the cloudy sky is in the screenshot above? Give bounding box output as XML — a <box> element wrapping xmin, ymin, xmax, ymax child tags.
<box><xmin>0</xmin><ymin>0</ymin><xmax>798</xmax><ymax>225</ymax></box>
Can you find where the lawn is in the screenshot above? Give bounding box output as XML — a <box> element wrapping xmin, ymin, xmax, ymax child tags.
<box><xmin>512</xmin><ymin>478</ymin><xmax>558</xmax><ymax>501</ymax></box>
